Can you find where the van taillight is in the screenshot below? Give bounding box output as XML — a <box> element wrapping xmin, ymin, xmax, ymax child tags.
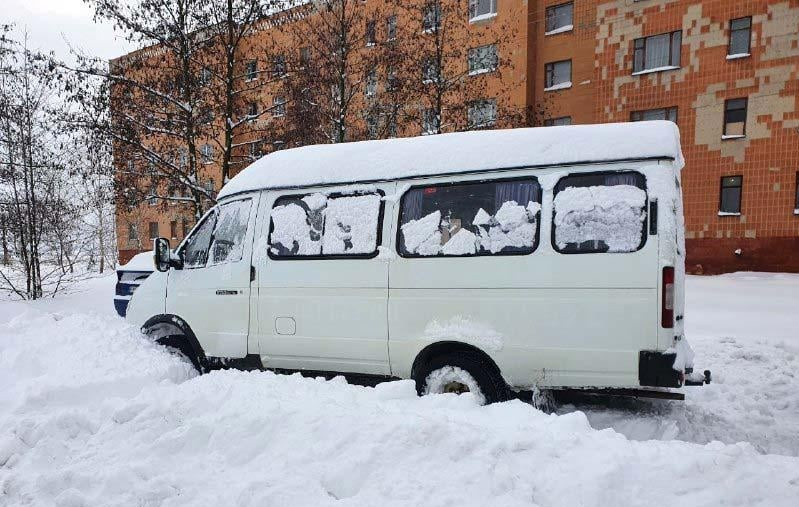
<box><xmin>662</xmin><ymin>267</ymin><xmax>674</xmax><ymax>328</ymax></box>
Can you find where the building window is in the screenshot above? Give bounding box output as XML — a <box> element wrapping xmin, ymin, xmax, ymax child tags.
<box><xmin>545</xmin><ymin>2</ymin><xmax>573</xmax><ymax>34</ymax></box>
<box><xmin>273</xmin><ymin>54</ymin><xmax>287</xmax><ymax>78</ymax></box>
<box><xmin>199</xmin><ymin>67</ymin><xmax>212</xmax><ymax>85</ymax></box>
<box><xmin>386</xmin><ymin>15</ymin><xmax>397</xmax><ymax>41</ymax></box>
<box><xmin>422</xmin><ymin>2</ymin><xmax>441</xmax><ymax>32</ymax></box>
<box><xmin>468</xmin><ymin>44</ymin><xmax>498</xmax><ymax>76</ymax></box>
<box><xmin>544</xmin><ymin>60</ymin><xmax>572</xmax><ymax>90</ymax></box>
<box><xmin>170</xmin><ymin>220</ymin><xmax>178</xmax><ymax>239</ymax></box>
<box><xmin>366</xmin><ymin>114</ymin><xmax>378</xmax><ymax>139</ymax></box>
<box><xmin>723</xmin><ymin>98</ymin><xmax>747</xmax><ymax>138</ymax></box>
<box><xmin>200</xmin><ymin>144</ymin><xmax>214</xmax><ymax>164</ymax></box>
<box><xmin>422</xmin><ymin>57</ymin><xmax>439</xmax><ymax>83</ymax></box>
<box><xmin>467</xmin><ymin>99</ymin><xmax>497</xmax><ymax>129</ymax></box>
<box><xmin>387</xmin><ymin>113</ymin><xmax>397</xmax><ymax>138</ymax></box>
<box><xmin>719</xmin><ymin>176</ymin><xmax>743</xmax><ymax>215</ymax></box>
<box><xmin>633</xmin><ymin>31</ymin><xmax>681</xmax><ymax>74</ymax></box>
<box><xmin>794</xmin><ymin>173</ymin><xmax>799</xmax><ymax>214</ymax></box>
<box><xmin>422</xmin><ymin>108</ymin><xmax>438</xmax><ymax>135</ymax></box>
<box><xmin>273</xmin><ymin>96</ymin><xmax>286</xmax><ymax>118</ymax></box>
<box><xmin>182</xmin><ymin>218</ymin><xmax>191</xmax><ymax>238</ymax></box>
<box><xmin>365</xmin><ymin>69</ymin><xmax>377</xmax><ymax>96</ymax></box>
<box><xmin>245</xmin><ymin>60</ymin><xmax>257</xmax><ymax>81</ymax></box>
<box><xmin>249</xmin><ymin>141</ymin><xmax>262</xmax><ymax>160</ymax></box>
<box><xmin>631</xmin><ymin>106</ymin><xmax>678</xmax><ymax>123</ymax></box>
<box><xmin>728</xmin><ymin>17</ymin><xmax>751</xmax><ymax>57</ymax></box>
<box><xmin>299</xmin><ymin>47</ymin><xmax>310</xmax><ymax>68</ymax></box>
<box><xmin>366</xmin><ymin>20</ymin><xmax>376</xmax><ymax>46</ymax></box>
<box><xmin>149</xmin><ymin>221</ymin><xmax>159</xmax><ymax>240</ymax></box>
<box><xmin>469</xmin><ymin>0</ymin><xmax>496</xmax><ymax>22</ymax></box>
<box><xmin>128</xmin><ymin>223</ymin><xmax>138</xmax><ymax>241</ymax></box>
<box><xmin>247</xmin><ymin>102</ymin><xmax>258</xmax><ymax>122</ymax></box>
<box><xmin>544</xmin><ymin>116</ymin><xmax>572</xmax><ymax>126</ymax></box>
<box><xmin>148</xmin><ymin>186</ymin><xmax>157</xmax><ymax>206</ymax></box>
<box><xmin>386</xmin><ymin>66</ymin><xmax>398</xmax><ymax>91</ymax></box>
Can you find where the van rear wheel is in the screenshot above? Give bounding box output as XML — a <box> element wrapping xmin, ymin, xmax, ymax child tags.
<box><xmin>416</xmin><ymin>351</ymin><xmax>510</xmax><ymax>405</ymax></box>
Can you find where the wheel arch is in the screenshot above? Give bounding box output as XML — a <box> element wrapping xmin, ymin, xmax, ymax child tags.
<box><xmin>142</xmin><ymin>314</ymin><xmax>206</xmax><ymax>360</ymax></box>
<box><xmin>410</xmin><ymin>341</ymin><xmax>504</xmax><ymax>382</ymax></box>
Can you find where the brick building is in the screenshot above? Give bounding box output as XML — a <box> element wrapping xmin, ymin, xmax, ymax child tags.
<box><xmin>115</xmin><ymin>0</ymin><xmax>799</xmax><ymax>273</ymax></box>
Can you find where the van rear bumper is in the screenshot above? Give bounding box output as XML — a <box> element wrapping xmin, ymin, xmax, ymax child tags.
<box><xmin>638</xmin><ymin>351</ymin><xmax>682</xmax><ymax>388</ymax></box>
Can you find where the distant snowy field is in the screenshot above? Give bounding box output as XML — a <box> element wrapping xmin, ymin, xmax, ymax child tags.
<box><xmin>1</xmin><ymin>273</ymin><xmax>798</xmax><ymax>506</ymax></box>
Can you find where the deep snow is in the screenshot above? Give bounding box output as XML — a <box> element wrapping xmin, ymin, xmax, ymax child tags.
<box><xmin>1</xmin><ymin>273</ymin><xmax>798</xmax><ymax>506</ymax></box>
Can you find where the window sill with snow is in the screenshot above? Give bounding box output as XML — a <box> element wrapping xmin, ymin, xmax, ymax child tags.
<box><xmin>469</xmin><ymin>13</ymin><xmax>497</xmax><ymax>24</ymax></box>
<box><xmin>545</xmin><ymin>24</ymin><xmax>573</xmax><ymax>36</ymax></box>
<box><xmin>717</xmin><ymin>211</ymin><xmax>741</xmax><ymax>217</ymax></box>
<box><xmin>544</xmin><ymin>81</ymin><xmax>572</xmax><ymax>92</ymax></box>
<box><xmin>721</xmin><ymin>134</ymin><xmax>746</xmax><ymax>140</ymax></box>
<box><xmin>632</xmin><ymin>65</ymin><xmax>680</xmax><ymax>76</ymax></box>
<box><xmin>726</xmin><ymin>53</ymin><xmax>750</xmax><ymax>60</ymax></box>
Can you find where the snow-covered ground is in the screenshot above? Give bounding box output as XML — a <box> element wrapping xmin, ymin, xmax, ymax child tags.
<box><xmin>1</xmin><ymin>273</ymin><xmax>798</xmax><ymax>506</ymax></box>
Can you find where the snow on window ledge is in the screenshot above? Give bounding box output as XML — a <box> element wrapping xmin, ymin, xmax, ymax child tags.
<box><xmin>726</xmin><ymin>53</ymin><xmax>750</xmax><ymax>60</ymax></box>
<box><xmin>468</xmin><ymin>68</ymin><xmax>494</xmax><ymax>77</ymax></box>
<box><xmin>793</xmin><ymin>209</ymin><xmax>799</xmax><ymax>216</ymax></box>
<box><xmin>721</xmin><ymin>134</ymin><xmax>746</xmax><ymax>140</ymax></box>
<box><xmin>544</xmin><ymin>81</ymin><xmax>572</xmax><ymax>92</ymax></box>
<box><xmin>469</xmin><ymin>12</ymin><xmax>497</xmax><ymax>24</ymax></box>
<box><xmin>632</xmin><ymin>65</ymin><xmax>680</xmax><ymax>76</ymax></box>
<box><xmin>717</xmin><ymin>211</ymin><xmax>741</xmax><ymax>217</ymax></box>
<box><xmin>545</xmin><ymin>24</ymin><xmax>573</xmax><ymax>36</ymax></box>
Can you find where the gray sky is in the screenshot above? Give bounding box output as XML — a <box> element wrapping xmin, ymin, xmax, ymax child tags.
<box><xmin>7</xmin><ymin>0</ymin><xmax>133</xmax><ymax>62</ymax></box>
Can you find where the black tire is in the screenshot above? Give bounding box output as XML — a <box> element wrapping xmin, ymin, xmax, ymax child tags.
<box><xmin>155</xmin><ymin>335</ymin><xmax>204</xmax><ymax>373</ymax></box>
<box><xmin>415</xmin><ymin>350</ymin><xmax>511</xmax><ymax>405</ymax></box>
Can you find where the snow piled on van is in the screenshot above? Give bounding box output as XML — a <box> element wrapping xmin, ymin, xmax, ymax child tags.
<box><xmin>553</xmin><ymin>185</ymin><xmax>647</xmax><ymax>252</ymax></box>
<box><xmin>218</xmin><ymin>122</ymin><xmax>683</xmax><ymax>199</ymax></box>
<box><xmin>2</xmin><ymin>273</ymin><xmax>799</xmax><ymax>506</ymax></box>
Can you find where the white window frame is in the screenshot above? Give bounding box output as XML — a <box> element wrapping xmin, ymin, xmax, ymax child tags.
<box><xmin>273</xmin><ymin>96</ymin><xmax>286</xmax><ymax>118</ymax></box>
<box><xmin>467</xmin><ymin>99</ymin><xmax>497</xmax><ymax>129</ymax></box>
<box><xmin>469</xmin><ymin>0</ymin><xmax>497</xmax><ymax>23</ymax></box>
<box><xmin>468</xmin><ymin>44</ymin><xmax>498</xmax><ymax>76</ymax></box>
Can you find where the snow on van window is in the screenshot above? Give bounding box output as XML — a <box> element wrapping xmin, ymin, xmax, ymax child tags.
<box><xmin>553</xmin><ymin>184</ymin><xmax>647</xmax><ymax>253</ymax></box>
<box><xmin>209</xmin><ymin>199</ymin><xmax>252</xmax><ymax>265</ymax></box>
<box><xmin>270</xmin><ymin>202</ymin><xmax>322</xmax><ymax>256</ymax></box>
<box><xmin>401</xmin><ymin>210</ymin><xmax>442</xmax><ymax>256</ymax></box>
<box><xmin>399</xmin><ymin>180</ymin><xmax>541</xmax><ymax>257</ymax></box>
<box><xmin>322</xmin><ymin>194</ymin><xmax>381</xmax><ymax>254</ymax></box>
<box><xmin>270</xmin><ymin>191</ymin><xmax>381</xmax><ymax>257</ymax></box>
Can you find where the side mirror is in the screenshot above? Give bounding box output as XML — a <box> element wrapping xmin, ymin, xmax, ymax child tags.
<box><xmin>153</xmin><ymin>237</ymin><xmax>171</xmax><ymax>272</ymax></box>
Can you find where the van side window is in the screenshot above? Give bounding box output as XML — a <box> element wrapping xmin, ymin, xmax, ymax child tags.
<box><xmin>183</xmin><ymin>210</ymin><xmax>217</xmax><ymax>268</ymax></box>
<box><xmin>552</xmin><ymin>171</ymin><xmax>647</xmax><ymax>254</ymax></box>
<box><xmin>398</xmin><ymin>178</ymin><xmax>541</xmax><ymax>257</ymax></box>
<box><xmin>269</xmin><ymin>192</ymin><xmax>382</xmax><ymax>258</ymax></box>
<box><xmin>209</xmin><ymin>199</ymin><xmax>252</xmax><ymax>265</ymax></box>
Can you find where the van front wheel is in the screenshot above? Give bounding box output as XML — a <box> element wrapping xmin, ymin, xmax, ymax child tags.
<box><xmin>415</xmin><ymin>351</ymin><xmax>510</xmax><ymax>405</ymax></box>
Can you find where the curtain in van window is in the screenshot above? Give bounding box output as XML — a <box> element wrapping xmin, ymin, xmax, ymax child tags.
<box><xmin>402</xmin><ymin>190</ymin><xmax>424</xmax><ymax>222</ymax></box>
<box><xmin>605</xmin><ymin>173</ymin><xmax>641</xmax><ymax>187</ymax></box>
<box><xmin>494</xmin><ymin>181</ymin><xmax>536</xmax><ymax>210</ymax></box>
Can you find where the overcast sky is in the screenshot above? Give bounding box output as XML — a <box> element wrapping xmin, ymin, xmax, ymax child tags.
<box><xmin>7</xmin><ymin>0</ymin><xmax>134</xmax><ymax>62</ymax></box>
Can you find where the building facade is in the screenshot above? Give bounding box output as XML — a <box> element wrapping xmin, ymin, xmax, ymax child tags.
<box><xmin>116</xmin><ymin>0</ymin><xmax>799</xmax><ymax>273</ymax></box>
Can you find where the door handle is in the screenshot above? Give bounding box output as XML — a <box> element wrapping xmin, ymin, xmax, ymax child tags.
<box><xmin>215</xmin><ymin>289</ymin><xmax>239</xmax><ymax>295</ymax></box>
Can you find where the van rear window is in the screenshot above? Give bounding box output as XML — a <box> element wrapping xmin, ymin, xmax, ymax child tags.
<box><xmin>398</xmin><ymin>178</ymin><xmax>541</xmax><ymax>257</ymax></box>
<box><xmin>269</xmin><ymin>191</ymin><xmax>382</xmax><ymax>258</ymax></box>
<box><xmin>552</xmin><ymin>171</ymin><xmax>647</xmax><ymax>254</ymax></box>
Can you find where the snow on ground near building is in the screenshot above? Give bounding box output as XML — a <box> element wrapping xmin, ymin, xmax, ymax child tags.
<box><xmin>1</xmin><ymin>274</ymin><xmax>798</xmax><ymax>506</ymax></box>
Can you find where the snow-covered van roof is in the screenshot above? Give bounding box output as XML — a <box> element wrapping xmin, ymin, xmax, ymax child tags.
<box><xmin>218</xmin><ymin>121</ymin><xmax>683</xmax><ymax>199</ymax></box>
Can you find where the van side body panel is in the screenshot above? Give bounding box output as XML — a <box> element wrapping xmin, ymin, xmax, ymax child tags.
<box><xmin>386</xmin><ymin>166</ymin><xmax>662</xmax><ymax>389</ymax></box>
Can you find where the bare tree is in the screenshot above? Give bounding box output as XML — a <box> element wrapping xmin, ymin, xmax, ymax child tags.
<box><xmin>391</xmin><ymin>0</ymin><xmax>524</xmax><ymax>134</ymax></box>
<box><xmin>275</xmin><ymin>0</ymin><xmax>388</xmax><ymax>146</ymax></box>
<box><xmin>0</xmin><ymin>33</ymin><xmax>78</xmax><ymax>298</ymax></box>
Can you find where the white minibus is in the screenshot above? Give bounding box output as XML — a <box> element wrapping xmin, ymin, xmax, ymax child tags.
<box><xmin>127</xmin><ymin>121</ymin><xmax>709</xmax><ymax>404</ymax></box>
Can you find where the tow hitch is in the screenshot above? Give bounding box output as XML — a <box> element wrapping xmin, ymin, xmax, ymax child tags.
<box><xmin>684</xmin><ymin>368</ymin><xmax>712</xmax><ymax>386</ymax></box>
